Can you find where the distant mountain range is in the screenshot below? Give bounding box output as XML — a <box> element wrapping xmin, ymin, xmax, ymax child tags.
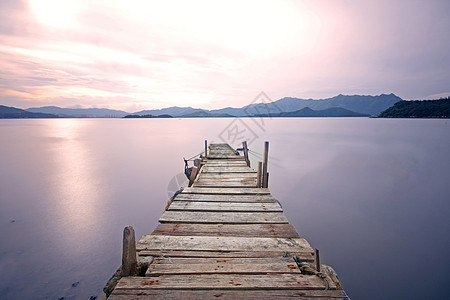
<box><xmin>0</xmin><ymin>105</ymin><xmax>58</xmax><ymax>118</ymax></box>
<box><xmin>130</xmin><ymin>93</ymin><xmax>401</xmax><ymax>117</ymax></box>
<box><xmin>26</xmin><ymin>106</ymin><xmax>128</xmax><ymax>118</ymax></box>
<box><xmin>263</xmin><ymin>107</ymin><xmax>370</xmax><ymax>117</ymax></box>
<box><xmin>0</xmin><ymin>93</ymin><xmax>402</xmax><ymax>118</ymax></box>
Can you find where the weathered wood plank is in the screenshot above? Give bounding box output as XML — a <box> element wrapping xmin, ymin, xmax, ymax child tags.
<box><xmin>194</xmin><ymin>181</ymin><xmax>256</xmax><ymax>188</ymax></box>
<box><xmin>159</xmin><ymin>211</ymin><xmax>288</xmax><ymax>224</ymax></box>
<box><xmin>151</xmin><ymin>224</ymin><xmax>299</xmax><ymax>237</ymax></box>
<box><xmin>199</xmin><ymin>173</ymin><xmax>256</xmax><ymax>178</ymax></box>
<box><xmin>198</xmin><ymin>176</ymin><xmax>256</xmax><ymax>181</ymax></box>
<box><xmin>202</xmin><ymin>166</ymin><xmax>256</xmax><ymax>173</ymax></box>
<box><xmin>138</xmin><ymin>250</ymin><xmax>314</xmax><ymax>261</ymax></box>
<box><xmin>205</xmin><ymin>156</ymin><xmax>243</xmax><ymax>160</ymax></box>
<box><xmin>151</xmin><ymin>257</ymin><xmax>294</xmax><ymax>264</ymax></box>
<box><xmin>182</xmin><ymin>187</ymin><xmax>270</xmax><ymax>195</ymax></box>
<box><xmin>204</xmin><ymin>160</ymin><xmax>247</xmax><ymax>165</ymax></box>
<box><xmin>195</xmin><ymin>178</ymin><xmax>257</xmax><ymax>184</ymax></box>
<box><xmin>114</xmin><ymin>273</ymin><xmax>336</xmax><ymax>290</ymax></box>
<box><xmin>167</xmin><ymin>201</ymin><xmax>282</xmax><ymax>212</ymax></box>
<box><xmin>146</xmin><ymin>260</ymin><xmax>301</xmax><ymax>276</ymax></box>
<box><xmin>206</xmin><ymin>150</ymin><xmax>241</xmax><ymax>157</ymax></box>
<box><xmin>110</xmin><ymin>289</ymin><xmax>349</xmax><ymax>299</ymax></box>
<box><xmin>137</xmin><ymin>235</ymin><xmax>312</xmax><ymax>252</ymax></box>
<box><xmin>173</xmin><ymin>193</ymin><xmax>277</xmax><ymax>203</ymax></box>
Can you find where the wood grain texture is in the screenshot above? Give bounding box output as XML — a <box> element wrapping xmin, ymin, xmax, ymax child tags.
<box><xmin>202</xmin><ymin>166</ymin><xmax>257</xmax><ymax>173</ymax></box>
<box><xmin>199</xmin><ymin>173</ymin><xmax>256</xmax><ymax>178</ymax></box>
<box><xmin>184</xmin><ymin>202</ymin><xmax>275</xmax><ymax>213</ymax></box>
<box><xmin>137</xmin><ymin>235</ymin><xmax>312</xmax><ymax>252</ymax></box>
<box><xmin>194</xmin><ymin>181</ymin><xmax>257</xmax><ymax>188</ymax></box>
<box><xmin>182</xmin><ymin>187</ymin><xmax>270</xmax><ymax>195</ymax></box>
<box><xmin>159</xmin><ymin>211</ymin><xmax>288</xmax><ymax>224</ymax></box>
<box><xmin>110</xmin><ymin>289</ymin><xmax>349</xmax><ymax>299</ymax></box>
<box><xmin>151</xmin><ymin>224</ymin><xmax>299</xmax><ymax>238</ymax></box>
<box><xmin>147</xmin><ymin>257</ymin><xmax>301</xmax><ymax>276</ymax></box>
<box><xmin>204</xmin><ymin>161</ymin><xmax>247</xmax><ymax>166</ymax></box>
<box><xmin>146</xmin><ymin>261</ymin><xmax>301</xmax><ymax>276</ymax></box>
<box><xmin>167</xmin><ymin>201</ymin><xmax>282</xmax><ymax>212</ymax></box>
<box><xmin>114</xmin><ymin>273</ymin><xmax>336</xmax><ymax>290</ymax></box>
<box><xmin>138</xmin><ymin>250</ymin><xmax>314</xmax><ymax>261</ymax></box>
<box><xmin>151</xmin><ymin>257</ymin><xmax>294</xmax><ymax>264</ymax></box>
<box><xmin>173</xmin><ymin>193</ymin><xmax>277</xmax><ymax>203</ymax></box>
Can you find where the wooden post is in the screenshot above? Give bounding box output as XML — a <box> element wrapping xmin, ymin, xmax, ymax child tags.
<box><xmin>122</xmin><ymin>226</ymin><xmax>137</xmax><ymax>276</ymax></box>
<box><xmin>315</xmin><ymin>248</ymin><xmax>321</xmax><ymax>272</ymax></box>
<box><xmin>204</xmin><ymin>140</ymin><xmax>208</xmax><ymax>158</ymax></box>
<box><xmin>262</xmin><ymin>141</ymin><xmax>269</xmax><ymax>188</ymax></box>
<box><xmin>242</xmin><ymin>141</ymin><xmax>250</xmax><ymax>167</ymax></box>
<box><xmin>256</xmin><ymin>161</ymin><xmax>262</xmax><ymax>188</ymax></box>
<box><xmin>188</xmin><ymin>166</ymin><xmax>198</xmax><ymax>186</ymax></box>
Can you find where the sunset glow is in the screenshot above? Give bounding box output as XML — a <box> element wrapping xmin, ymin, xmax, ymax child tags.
<box><xmin>0</xmin><ymin>0</ymin><xmax>449</xmax><ymax>111</ymax></box>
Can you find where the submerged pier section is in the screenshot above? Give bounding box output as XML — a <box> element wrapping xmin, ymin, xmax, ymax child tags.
<box><xmin>109</xmin><ymin>142</ymin><xmax>348</xmax><ymax>299</ymax></box>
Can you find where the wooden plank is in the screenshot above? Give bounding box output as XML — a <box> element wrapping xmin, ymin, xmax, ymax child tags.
<box><xmin>159</xmin><ymin>211</ymin><xmax>288</xmax><ymax>224</ymax></box>
<box><xmin>167</xmin><ymin>201</ymin><xmax>282</xmax><ymax>212</ymax></box>
<box><xmin>208</xmin><ymin>150</ymin><xmax>239</xmax><ymax>154</ymax></box>
<box><xmin>204</xmin><ymin>160</ymin><xmax>247</xmax><ymax>164</ymax></box>
<box><xmin>146</xmin><ymin>260</ymin><xmax>301</xmax><ymax>276</ymax></box>
<box><xmin>202</xmin><ymin>166</ymin><xmax>256</xmax><ymax>173</ymax></box>
<box><xmin>137</xmin><ymin>235</ymin><xmax>312</xmax><ymax>252</ymax></box>
<box><xmin>205</xmin><ymin>160</ymin><xmax>245</xmax><ymax>164</ymax></box>
<box><xmin>151</xmin><ymin>257</ymin><xmax>294</xmax><ymax>264</ymax></box>
<box><xmin>199</xmin><ymin>173</ymin><xmax>256</xmax><ymax>178</ymax></box>
<box><xmin>182</xmin><ymin>187</ymin><xmax>270</xmax><ymax>195</ymax></box>
<box><xmin>110</xmin><ymin>289</ymin><xmax>349</xmax><ymax>299</ymax></box>
<box><xmin>194</xmin><ymin>181</ymin><xmax>256</xmax><ymax>188</ymax></box>
<box><xmin>138</xmin><ymin>250</ymin><xmax>314</xmax><ymax>261</ymax></box>
<box><xmin>151</xmin><ymin>224</ymin><xmax>299</xmax><ymax>237</ymax></box>
<box><xmin>196</xmin><ymin>177</ymin><xmax>256</xmax><ymax>183</ymax></box>
<box><xmin>114</xmin><ymin>273</ymin><xmax>336</xmax><ymax>290</ymax></box>
<box><xmin>173</xmin><ymin>193</ymin><xmax>277</xmax><ymax>203</ymax></box>
<box><xmin>205</xmin><ymin>156</ymin><xmax>243</xmax><ymax>160</ymax></box>
<box><xmin>194</xmin><ymin>177</ymin><xmax>257</xmax><ymax>187</ymax></box>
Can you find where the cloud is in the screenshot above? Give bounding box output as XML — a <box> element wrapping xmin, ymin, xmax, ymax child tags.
<box><xmin>0</xmin><ymin>0</ymin><xmax>449</xmax><ymax>109</ymax></box>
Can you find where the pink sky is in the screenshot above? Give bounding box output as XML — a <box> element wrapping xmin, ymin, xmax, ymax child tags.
<box><xmin>0</xmin><ymin>0</ymin><xmax>449</xmax><ymax>112</ymax></box>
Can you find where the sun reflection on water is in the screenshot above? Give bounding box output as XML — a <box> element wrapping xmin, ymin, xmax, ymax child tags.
<box><xmin>46</xmin><ymin>119</ymin><xmax>104</xmax><ymax>248</ymax></box>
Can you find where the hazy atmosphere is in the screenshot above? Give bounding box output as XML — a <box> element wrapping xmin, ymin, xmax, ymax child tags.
<box><xmin>1</xmin><ymin>0</ymin><xmax>449</xmax><ymax>111</ymax></box>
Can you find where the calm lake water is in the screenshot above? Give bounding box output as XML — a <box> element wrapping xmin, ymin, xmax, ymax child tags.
<box><xmin>0</xmin><ymin>118</ymin><xmax>449</xmax><ymax>299</ymax></box>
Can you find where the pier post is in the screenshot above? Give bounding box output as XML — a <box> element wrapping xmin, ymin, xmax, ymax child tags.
<box><xmin>242</xmin><ymin>141</ymin><xmax>250</xmax><ymax>167</ymax></box>
<box><xmin>122</xmin><ymin>226</ymin><xmax>137</xmax><ymax>276</ymax></box>
<box><xmin>315</xmin><ymin>248</ymin><xmax>321</xmax><ymax>272</ymax></box>
<box><xmin>257</xmin><ymin>161</ymin><xmax>262</xmax><ymax>188</ymax></box>
<box><xmin>204</xmin><ymin>140</ymin><xmax>208</xmax><ymax>158</ymax></box>
<box><xmin>262</xmin><ymin>141</ymin><xmax>269</xmax><ymax>188</ymax></box>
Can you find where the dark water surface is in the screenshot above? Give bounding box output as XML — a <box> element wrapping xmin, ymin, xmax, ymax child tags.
<box><xmin>0</xmin><ymin>118</ymin><xmax>449</xmax><ymax>299</ymax></box>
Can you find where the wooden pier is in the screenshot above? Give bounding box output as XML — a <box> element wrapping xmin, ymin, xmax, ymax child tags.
<box><xmin>107</xmin><ymin>142</ymin><xmax>348</xmax><ymax>299</ymax></box>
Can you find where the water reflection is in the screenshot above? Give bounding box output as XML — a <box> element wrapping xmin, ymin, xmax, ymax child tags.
<box><xmin>0</xmin><ymin>118</ymin><xmax>449</xmax><ymax>299</ymax></box>
<box><xmin>46</xmin><ymin>119</ymin><xmax>103</xmax><ymax>247</ymax></box>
